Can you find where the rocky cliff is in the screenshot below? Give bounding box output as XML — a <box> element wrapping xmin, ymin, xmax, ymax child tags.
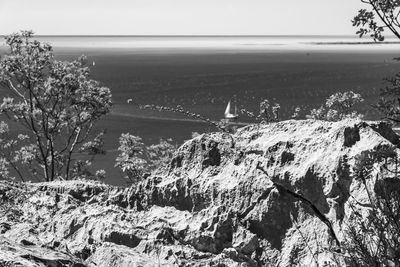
<box><xmin>0</xmin><ymin>119</ymin><xmax>398</xmax><ymax>266</ymax></box>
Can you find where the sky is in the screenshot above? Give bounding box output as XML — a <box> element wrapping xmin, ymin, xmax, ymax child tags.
<box><xmin>0</xmin><ymin>0</ymin><xmax>366</xmax><ymax>36</ymax></box>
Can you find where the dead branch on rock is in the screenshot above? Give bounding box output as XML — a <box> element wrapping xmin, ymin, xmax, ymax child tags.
<box><xmin>256</xmin><ymin>163</ymin><xmax>341</xmax><ymax>248</ymax></box>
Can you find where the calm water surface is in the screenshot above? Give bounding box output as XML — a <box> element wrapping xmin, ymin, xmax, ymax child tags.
<box><xmin>1</xmin><ymin>36</ymin><xmax>400</xmax><ymax>184</ymax></box>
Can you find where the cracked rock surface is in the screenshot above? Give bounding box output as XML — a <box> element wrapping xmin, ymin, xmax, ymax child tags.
<box><xmin>0</xmin><ymin>119</ymin><xmax>398</xmax><ymax>266</ymax></box>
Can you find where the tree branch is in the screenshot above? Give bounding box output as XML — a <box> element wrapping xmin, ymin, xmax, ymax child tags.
<box><xmin>256</xmin><ymin>163</ymin><xmax>341</xmax><ymax>248</ymax></box>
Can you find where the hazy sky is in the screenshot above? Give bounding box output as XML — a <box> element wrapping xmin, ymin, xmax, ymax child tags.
<box><xmin>0</xmin><ymin>0</ymin><xmax>365</xmax><ymax>35</ymax></box>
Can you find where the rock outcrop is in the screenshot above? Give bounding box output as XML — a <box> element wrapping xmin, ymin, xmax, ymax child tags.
<box><xmin>0</xmin><ymin>119</ymin><xmax>398</xmax><ymax>266</ymax></box>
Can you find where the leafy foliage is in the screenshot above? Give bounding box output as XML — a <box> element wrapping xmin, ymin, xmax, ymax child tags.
<box><xmin>260</xmin><ymin>99</ymin><xmax>281</xmax><ymax>123</ymax></box>
<box><xmin>291</xmin><ymin>106</ymin><xmax>302</xmax><ymax>119</ymax></box>
<box><xmin>146</xmin><ymin>138</ymin><xmax>177</xmax><ymax>170</ymax></box>
<box><xmin>341</xmin><ymin>146</ymin><xmax>400</xmax><ymax>266</ymax></box>
<box><xmin>307</xmin><ymin>91</ymin><xmax>364</xmax><ymax>121</ymax></box>
<box><xmin>240</xmin><ymin>99</ymin><xmax>281</xmax><ymax>123</ymax></box>
<box><xmin>115</xmin><ymin>133</ymin><xmax>177</xmax><ymax>183</ymax></box>
<box><xmin>353</xmin><ymin>0</ymin><xmax>400</xmax><ymax>41</ymax></box>
<box><xmin>352</xmin><ymin>2</ymin><xmax>400</xmax><ymax>123</ymax></box>
<box><xmin>373</xmin><ymin>73</ymin><xmax>400</xmax><ymax>122</ymax></box>
<box><xmin>115</xmin><ymin>134</ymin><xmax>147</xmax><ymax>183</ymax></box>
<box><xmin>0</xmin><ymin>31</ymin><xmax>112</xmax><ymax>181</ymax></box>
<box><xmin>0</xmin><ymin>122</ymin><xmax>34</xmax><ymax>181</ymax></box>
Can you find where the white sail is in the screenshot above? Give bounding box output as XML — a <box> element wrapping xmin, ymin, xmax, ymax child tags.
<box><xmin>224</xmin><ymin>101</ymin><xmax>231</xmax><ymax>116</ymax></box>
<box><xmin>224</xmin><ymin>100</ymin><xmax>238</xmax><ymax>119</ymax></box>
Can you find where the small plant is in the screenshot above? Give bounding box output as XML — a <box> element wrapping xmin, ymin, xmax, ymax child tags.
<box><xmin>115</xmin><ymin>134</ymin><xmax>148</xmax><ymax>183</ymax></box>
<box><xmin>115</xmin><ymin>133</ymin><xmax>177</xmax><ymax>183</ymax></box>
<box><xmin>70</xmin><ymin>130</ymin><xmax>107</xmax><ymax>180</ymax></box>
<box><xmin>240</xmin><ymin>98</ymin><xmax>281</xmax><ymax>123</ymax></box>
<box><xmin>291</xmin><ymin>106</ymin><xmax>302</xmax><ymax>119</ymax></box>
<box><xmin>147</xmin><ymin>138</ymin><xmax>177</xmax><ymax>171</ymax></box>
<box><xmin>307</xmin><ymin>91</ymin><xmax>364</xmax><ymax>121</ymax></box>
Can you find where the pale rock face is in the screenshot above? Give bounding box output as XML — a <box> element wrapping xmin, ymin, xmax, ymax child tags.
<box><xmin>0</xmin><ymin>119</ymin><xmax>398</xmax><ymax>266</ymax></box>
<box><xmin>232</xmin><ymin>226</ymin><xmax>259</xmax><ymax>254</ymax></box>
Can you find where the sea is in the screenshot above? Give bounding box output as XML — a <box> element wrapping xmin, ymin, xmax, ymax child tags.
<box><xmin>1</xmin><ymin>35</ymin><xmax>400</xmax><ymax>185</ymax></box>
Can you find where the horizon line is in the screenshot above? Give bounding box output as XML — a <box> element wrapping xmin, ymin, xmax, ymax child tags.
<box><xmin>0</xmin><ymin>34</ymin><xmax>361</xmax><ymax>38</ymax></box>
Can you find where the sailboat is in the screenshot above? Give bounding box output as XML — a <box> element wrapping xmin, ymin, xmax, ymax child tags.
<box><xmin>224</xmin><ymin>100</ymin><xmax>239</xmax><ymax>119</ymax></box>
<box><xmin>92</xmin><ymin>61</ymin><xmax>96</xmax><ymax>66</ymax></box>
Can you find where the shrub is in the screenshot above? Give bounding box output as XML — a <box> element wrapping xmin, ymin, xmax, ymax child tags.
<box><xmin>307</xmin><ymin>91</ymin><xmax>364</xmax><ymax>121</ymax></box>
<box><xmin>374</xmin><ymin>73</ymin><xmax>400</xmax><ymax>123</ymax></box>
<box><xmin>147</xmin><ymin>138</ymin><xmax>177</xmax><ymax>170</ymax></box>
<box><xmin>240</xmin><ymin>98</ymin><xmax>281</xmax><ymax>123</ymax></box>
<box><xmin>115</xmin><ymin>134</ymin><xmax>147</xmax><ymax>183</ymax></box>
<box><xmin>0</xmin><ymin>31</ymin><xmax>112</xmax><ymax>181</ymax></box>
<box><xmin>260</xmin><ymin>99</ymin><xmax>281</xmax><ymax>123</ymax></box>
<box><xmin>340</xmin><ymin>146</ymin><xmax>400</xmax><ymax>266</ymax></box>
<box><xmin>115</xmin><ymin>133</ymin><xmax>177</xmax><ymax>183</ymax></box>
<box><xmin>291</xmin><ymin>106</ymin><xmax>302</xmax><ymax>119</ymax></box>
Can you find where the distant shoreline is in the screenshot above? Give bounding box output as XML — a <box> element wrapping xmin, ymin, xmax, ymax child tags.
<box><xmin>1</xmin><ymin>35</ymin><xmax>399</xmax><ymax>51</ymax></box>
<box><xmin>0</xmin><ymin>34</ymin><xmax>366</xmax><ymax>38</ymax></box>
<box><xmin>309</xmin><ymin>41</ymin><xmax>400</xmax><ymax>45</ymax></box>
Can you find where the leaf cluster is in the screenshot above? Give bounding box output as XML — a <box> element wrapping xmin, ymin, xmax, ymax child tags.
<box><xmin>115</xmin><ymin>133</ymin><xmax>177</xmax><ymax>183</ymax></box>
<box><xmin>0</xmin><ymin>31</ymin><xmax>112</xmax><ymax>181</ymax></box>
<box><xmin>353</xmin><ymin>0</ymin><xmax>400</xmax><ymax>41</ymax></box>
<box><xmin>240</xmin><ymin>98</ymin><xmax>281</xmax><ymax>123</ymax></box>
<box><xmin>307</xmin><ymin>91</ymin><xmax>364</xmax><ymax>121</ymax></box>
<box><xmin>373</xmin><ymin>73</ymin><xmax>400</xmax><ymax>123</ymax></box>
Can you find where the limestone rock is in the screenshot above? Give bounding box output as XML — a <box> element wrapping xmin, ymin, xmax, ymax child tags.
<box><xmin>232</xmin><ymin>226</ymin><xmax>258</xmax><ymax>254</ymax></box>
<box><xmin>0</xmin><ymin>119</ymin><xmax>398</xmax><ymax>266</ymax></box>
